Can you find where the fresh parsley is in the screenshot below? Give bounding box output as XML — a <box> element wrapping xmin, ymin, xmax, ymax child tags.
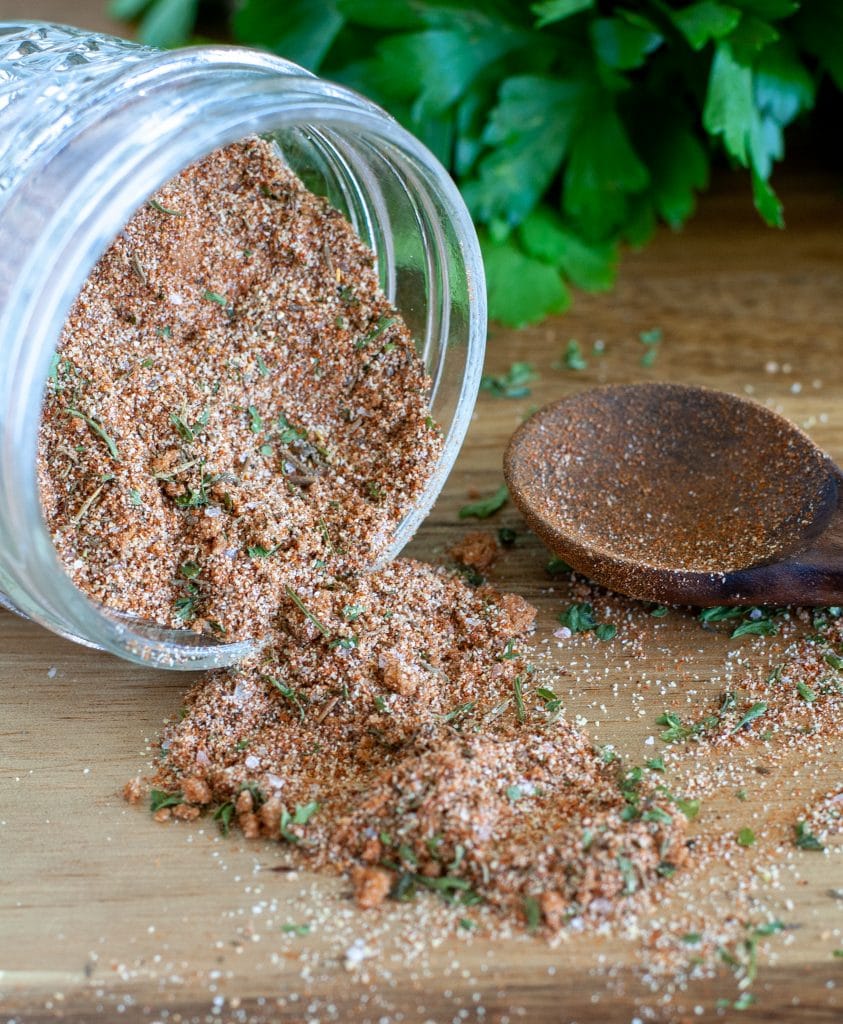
<box><xmin>459</xmin><ymin>484</ymin><xmax>509</xmax><ymax>520</ymax></box>
<box><xmin>66</xmin><ymin>408</ymin><xmax>121</xmax><ymax>461</ymax></box>
<box><xmin>280</xmin><ymin>801</ymin><xmax>320</xmax><ymax>843</ymax></box>
<box><xmin>114</xmin><ymin>0</ymin><xmax>834</xmax><ymax>327</ymax></box>
<box><xmin>794</xmin><ymin>821</ymin><xmax>825</xmax><ymax>851</ymax></box>
<box><xmin>558</xmin><ymin>602</ymin><xmax>597</xmax><ymax>633</ymax></box>
<box><xmin>479</xmin><ymin>361</ymin><xmax>537</xmax><ymax>398</ymax></box>
<box><xmin>148</xmin><ymin>198</ymin><xmax>184</xmax><ymax>217</ymax></box>
<box><xmin>736</xmin><ymin>827</ymin><xmax>756</xmax><ymax>847</ymax></box>
<box><xmin>281</xmin><ymin>922</ymin><xmax>311</xmax><ymax>936</ymax></box>
<box><xmin>562</xmin><ymin>338</ymin><xmax>587</xmax><ymax>371</ymax></box>
<box><xmin>266</xmin><ymin>677</ymin><xmax>308</xmax><ymax>722</ymax></box>
<box><xmin>558</xmin><ymin>602</ymin><xmax>616</xmax><ymax>640</ymax></box>
<box><xmin>150</xmin><ymin>789</ymin><xmax>183</xmax><ymax>812</ymax></box>
<box><xmin>731</xmin><ymin>701</ymin><xmax>768</xmax><ymax>734</ymax></box>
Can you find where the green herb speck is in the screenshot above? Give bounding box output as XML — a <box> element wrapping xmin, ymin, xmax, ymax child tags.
<box><xmin>737</xmin><ymin>827</ymin><xmax>756</xmax><ymax>847</ymax></box>
<box><xmin>480</xmin><ymin>362</ymin><xmax>537</xmax><ymax>399</ymax></box>
<box><xmin>459</xmin><ymin>485</ymin><xmax>509</xmax><ymax>520</ymax></box>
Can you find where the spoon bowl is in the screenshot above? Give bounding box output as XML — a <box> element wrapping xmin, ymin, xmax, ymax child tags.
<box><xmin>504</xmin><ymin>383</ymin><xmax>843</xmax><ymax>606</ymax></box>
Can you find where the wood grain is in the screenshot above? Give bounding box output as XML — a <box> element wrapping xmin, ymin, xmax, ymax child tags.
<box><xmin>0</xmin><ymin>0</ymin><xmax>123</xmax><ymax>34</ymax></box>
<box><xmin>0</xmin><ymin>12</ymin><xmax>841</xmax><ymax>1016</ymax></box>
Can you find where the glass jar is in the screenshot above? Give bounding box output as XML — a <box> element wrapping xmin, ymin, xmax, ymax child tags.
<box><xmin>0</xmin><ymin>21</ymin><xmax>485</xmax><ymax>670</ymax></box>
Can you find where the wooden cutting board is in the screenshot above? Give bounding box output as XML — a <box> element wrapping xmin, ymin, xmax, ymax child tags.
<box><xmin>0</xmin><ymin>6</ymin><xmax>841</xmax><ymax>1021</ymax></box>
<box><xmin>2</xmin><ymin>166</ymin><xmax>840</xmax><ymax>1024</ymax></box>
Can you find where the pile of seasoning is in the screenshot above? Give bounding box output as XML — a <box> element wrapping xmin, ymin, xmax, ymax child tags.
<box><xmin>140</xmin><ymin>558</ymin><xmax>687</xmax><ymax>929</ymax></box>
<box><xmin>40</xmin><ymin>136</ymin><xmax>691</xmax><ymax>932</ymax></box>
<box><xmin>38</xmin><ymin>138</ymin><xmax>442</xmax><ymax>640</ymax></box>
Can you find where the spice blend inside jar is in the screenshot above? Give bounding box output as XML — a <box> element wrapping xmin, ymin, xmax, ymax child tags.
<box><xmin>38</xmin><ymin>138</ymin><xmax>443</xmax><ymax>640</ymax></box>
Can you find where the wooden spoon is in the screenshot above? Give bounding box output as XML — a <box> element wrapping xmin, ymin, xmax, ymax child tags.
<box><xmin>504</xmin><ymin>383</ymin><xmax>843</xmax><ymax>606</ymax></box>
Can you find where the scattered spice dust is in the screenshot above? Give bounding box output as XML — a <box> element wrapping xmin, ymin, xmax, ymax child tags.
<box><xmin>38</xmin><ymin>137</ymin><xmax>442</xmax><ymax>640</ymax></box>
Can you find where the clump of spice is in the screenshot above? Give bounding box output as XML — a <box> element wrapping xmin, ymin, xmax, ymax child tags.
<box><xmin>448</xmin><ymin>530</ymin><xmax>500</xmax><ymax>571</ymax></box>
<box><xmin>38</xmin><ymin>138</ymin><xmax>442</xmax><ymax>639</ymax></box>
<box><xmin>148</xmin><ymin>559</ymin><xmax>686</xmax><ymax>930</ymax></box>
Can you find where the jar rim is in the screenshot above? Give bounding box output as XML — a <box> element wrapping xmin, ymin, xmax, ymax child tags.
<box><xmin>0</xmin><ymin>40</ymin><xmax>485</xmax><ymax>669</ymax></box>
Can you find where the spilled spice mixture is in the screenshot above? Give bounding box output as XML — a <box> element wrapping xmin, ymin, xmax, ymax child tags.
<box><xmin>145</xmin><ymin>559</ymin><xmax>688</xmax><ymax>929</ymax></box>
<box><xmin>448</xmin><ymin>529</ymin><xmax>500</xmax><ymax>571</ymax></box>
<box><xmin>38</xmin><ymin>137</ymin><xmax>441</xmax><ymax>639</ymax></box>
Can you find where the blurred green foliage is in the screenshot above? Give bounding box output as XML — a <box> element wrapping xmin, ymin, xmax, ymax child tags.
<box><xmin>110</xmin><ymin>0</ymin><xmax>842</xmax><ymax>325</ymax></box>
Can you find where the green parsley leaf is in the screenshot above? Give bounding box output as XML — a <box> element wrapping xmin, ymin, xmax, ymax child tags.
<box><xmin>174</xmin><ymin>592</ymin><xmax>199</xmax><ymax>622</ymax></box>
<box><xmin>459</xmin><ymin>484</ymin><xmax>509</xmax><ymax>520</ymax></box>
<box><xmin>480</xmin><ymin>234</ymin><xmax>569</xmax><ymax>327</ymax></box>
<box><xmin>737</xmin><ymin>827</ymin><xmax>756</xmax><ymax>847</ymax></box>
<box><xmin>480</xmin><ymin>361</ymin><xmax>538</xmax><ymax>398</ymax></box>
<box><xmin>674</xmin><ymin>798</ymin><xmax>701</xmax><ymax>820</ymax></box>
<box><xmin>203</xmin><ymin>289</ymin><xmax>230</xmax><ymax>308</ymax></box>
<box><xmin>703</xmin><ymin>42</ymin><xmax>755</xmax><ymax>167</ymax></box>
<box><xmin>279</xmin><ymin>801</ymin><xmax>319</xmax><ymax>843</ymax></box>
<box><xmin>523</xmin><ymin>894</ymin><xmax>542</xmax><ymax>931</ymax></box>
<box><xmin>293</xmin><ymin>801</ymin><xmax>319</xmax><ymax>825</ymax></box>
<box><xmin>536</xmin><ymin>686</ymin><xmax>563</xmax><ymax>713</ymax></box>
<box><xmin>731</xmin><ymin>619</ymin><xmax>778</xmax><ymax>638</ymax></box>
<box><xmin>562</xmin><ymin>338</ymin><xmax>587</xmax><ymax>371</ymax></box>
<box><xmin>266</xmin><ymin>676</ymin><xmax>308</xmax><ymax>722</ymax></box>
<box><xmin>519</xmin><ymin>207</ymin><xmax>617</xmax><ymax>291</ymax></box>
<box><xmin>731</xmin><ymin>701</ymin><xmax>768</xmax><ymax>733</ymax></box>
<box><xmin>148</xmin><ymin>198</ymin><xmax>184</xmax><ymax>217</ymax></box>
<box><xmin>796</xmin><ymin>680</ymin><xmax>816</xmax><ymax>702</ymax></box>
<box><xmin>558</xmin><ymin>602</ymin><xmax>597</xmax><ymax>633</ymax></box>
<box><xmin>794</xmin><ymin>821</ymin><xmax>825</xmax><ymax>851</ymax></box>
<box><xmin>247</xmin><ymin>405</ymin><xmax>263</xmax><ymax>433</ymax></box>
<box><xmin>672</xmin><ymin>1</ymin><xmax>742</xmax><ymax>51</ymax></box>
<box><xmin>66</xmin><ymin>408</ymin><xmax>121</xmax><ymax>461</ymax></box>
<box><xmin>213</xmin><ymin>802</ymin><xmax>234</xmax><ymax>836</ymax></box>
<box><xmin>234</xmin><ymin>0</ymin><xmax>343</xmax><ymax>67</ymax></box>
<box><xmin>532</xmin><ymin>0</ymin><xmax>594</xmax><ymax>27</ymax></box>
<box><xmin>564</xmin><ymin>97</ymin><xmax>649</xmax><ymax>239</ymax></box>
<box><xmin>442</xmin><ymin>700</ymin><xmax>476</xmax><ymax>725</ymax></box>
<box><xmin>591</xmin><ymin>16</ymin><xmax>662</xmax><ymax>71</ymax></box>
<box><xmin>284</xmin><ymin>585</ymin><xmax>331</xmax><ymax>638</ymax></box>
<box><xmin>616</xmin><ymin>853</ymin><xmax>638</xmax><ymax>894</ymax></box>
<box><xmin>281</xmin><ymin>922</ymin><xmax>311</xmax><ymax>936</ymax></box>
<box><xmin>753</xmin><ymin>918</ymin><xmax>786</xmax><ymax>937</ymax></box>
<box><xmin>699</xmin><ymin>605</ymin><xmax>747</xmax><ymax>622</ymax></box>
<box><xmin>150</xmin><ymin>789</ymin><xmax>183</xmax><ymax>812</ymax></box>
<box><xmin>355</xmin><ymin>314</ymin><xmax>399</xmax><ymax>351</ymax></box>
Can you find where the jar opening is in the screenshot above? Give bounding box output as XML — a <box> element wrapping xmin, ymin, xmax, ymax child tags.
<box><xmin>0</xmin><ymin>43</ymin><xmax>484</xmax><ymax>668</ymax></box>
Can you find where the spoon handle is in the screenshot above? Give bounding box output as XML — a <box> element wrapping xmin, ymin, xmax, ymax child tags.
<box><xmin>722</xmin><ymin>476</ymin><xmax>843</xmax><ymax>606</ymax></box>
